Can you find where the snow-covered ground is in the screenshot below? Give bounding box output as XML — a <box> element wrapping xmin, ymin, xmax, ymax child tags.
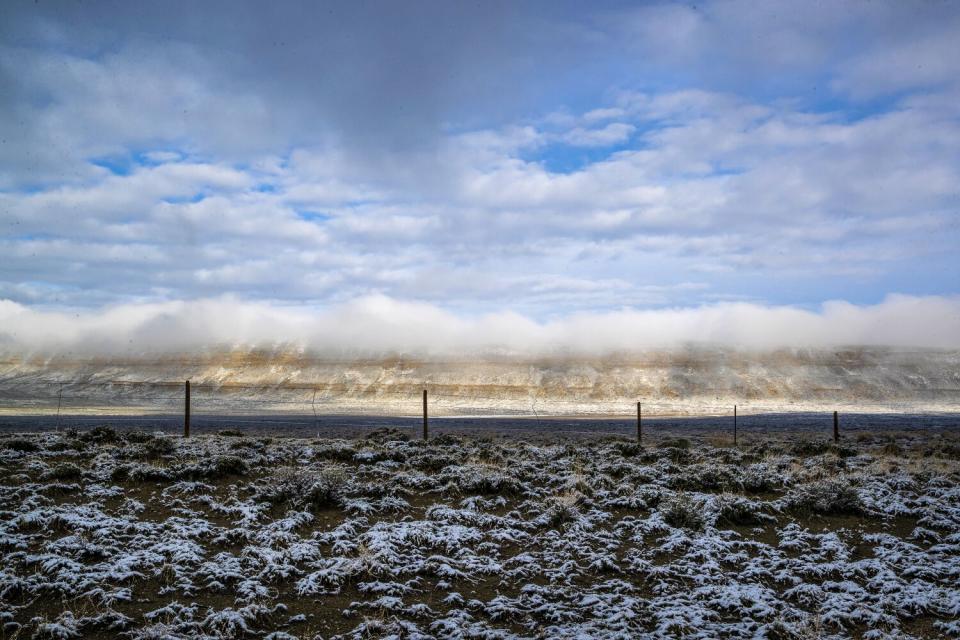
<box><xmin>1</xmin><ymin>427</ymin><xmax>959</xmax><ymax>639</ymax></box>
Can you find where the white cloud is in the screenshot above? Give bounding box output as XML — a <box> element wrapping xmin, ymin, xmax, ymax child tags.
<box><xmin>2</xmin><ymin>85</ymin><xmax>958</xmax><ymax>313</ymax></box>
<box><xmin>1</xmin><ymin>2</ymin><xmax>958</xmax><ymax>317</ymax></box>
<box><xmin>0</xmin><ymin>294</ymin><xmax>957</xmax><ymax>355</ymax></box>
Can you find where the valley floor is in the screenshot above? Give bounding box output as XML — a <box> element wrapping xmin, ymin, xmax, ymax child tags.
<box><xmin>1</xmin><ymin>426</ymin><xmax>959</xmax><ymax>639</ymax></box>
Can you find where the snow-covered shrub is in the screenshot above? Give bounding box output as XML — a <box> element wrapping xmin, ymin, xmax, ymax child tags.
<box><xmin>714</xmin><ymin>494</ymin><xmax>775</xmax><ymax>526</ymax></box>
<box><xmin>182</xmin><ymin>455</ymin><xmax>248</xmax><ymax>480</ymax></box>
<box><xmin>408</xmin><ymin>451</ymin><xmax>459</xmax><ymax>473</ymax></box>
<box><xmin>139</xmin><ymin>436</ymin><xmax>175</xmax><ymax>459</ymax></box>
<box><xmin>742</xmin><ymin>463</ymin><xmax>784</xmax><ymax>493</ymax></box>
<box><xmin>792</xmin><ymin>440</ymin><xmax>855</xmax><ymax>459</ymax></box>
<box><xmin>612</xmin><ymin>441</ymin><xmax>643</xmax><ymax>457</ymax></box>
<box><xmin>30</xmin><ymin>612</ymin><xmax>79</xmax><ymax>639</ymax></box>
<box><xmin>258</xmin><ymin>465</ymin><xmax>347</xmax><ymax>510</ymax></box>
<box><xmin>782</xmin><ymin>478</ymin><xmax>864</xmax><ymax>515</ymax></box>
<box><xmin>110</xmin><ymin>462</ymin><xmax>172</xmax><ymax>483</ymax></box>
<box><xmin>78</xmin><ymin>426</ymin><xmax>120</xmax><ymax>444</ymax></box>
<box><xmin>658</xmin><ymin>437</ymin><xmax>691</xmax><ymax>450</ymax></box>
<box><xmin>303</xmin><ymin>468</ymin><xmax>348</xmax><ymax>510</ymax></box>
<box><xmin>660</xmin><ymin>493</ymin><xmax>706</xmax><ymax>530</ymax></box>
<box><xmin>441</xmin><ymin>463</ymin><xmax>521</xmax><ymax>495</ymax></box>
<box><xmin>122</xmin><ymin>431</ymin><xmax>155</xmax><ymax>444</ymax></box>
<box><xmin>430</xmin><ymin>433</ymin><xmax>463</xmax><ymax>446</ymax></box>
<box><xmin>44</xmin><ymin>462</ymin><xmax>83</xmax><ymax>481</ymax></box>
<box><xmin>543</xmin><ymin>491</ymin><xmax>587</xmax><ymax>527</ymax></box>
<box><xmin>671</xmin><ymin>463</ymin><xmax>741</xmax><ymax>492</ymax></box>
<box><xmin>314</xmin><ymin>442</ymin><xmax>357</xmax><ymax>462</ymax></box>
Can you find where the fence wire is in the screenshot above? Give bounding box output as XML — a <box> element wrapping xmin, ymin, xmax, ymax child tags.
<box><xmin>1</xmin><ymin>379</ymin><xmax>958</xmax><ymax>440</ymax></box>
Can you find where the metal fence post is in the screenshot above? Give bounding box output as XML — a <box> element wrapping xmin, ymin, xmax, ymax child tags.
<box><xmin>833</xmin><ymin>410</ymin><xmax>839</xmax><ymax>444</ymax></box>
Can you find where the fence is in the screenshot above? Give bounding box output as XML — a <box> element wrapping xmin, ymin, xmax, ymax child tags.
<box><xmin>1</xmin><ymin>379</ymin><xmax>958</xmax><ymax>443</ymax></box>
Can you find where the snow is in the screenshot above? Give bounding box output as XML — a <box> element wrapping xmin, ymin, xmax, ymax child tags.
<box><xmin>0</xmin><ymin>429</ymin><xmax>959</xmax><ymax>638</ymax></box>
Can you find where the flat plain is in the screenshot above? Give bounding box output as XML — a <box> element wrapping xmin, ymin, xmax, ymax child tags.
<box><xmin>1</xmin><ymin>425</ymin><xmax>959</xmax><ymax>639</ymax></box>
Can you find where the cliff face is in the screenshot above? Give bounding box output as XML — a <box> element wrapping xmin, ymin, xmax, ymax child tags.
<box><xmin>1</xmin><ymin>346</ymin><xmax>959</xmax><ymax>416</ymax></box>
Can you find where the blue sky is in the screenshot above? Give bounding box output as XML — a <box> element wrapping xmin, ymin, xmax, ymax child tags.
<box><xmin>0</xmin><ymin>1</ymin><xmax>958</xmax><ymax>335</ymax></box>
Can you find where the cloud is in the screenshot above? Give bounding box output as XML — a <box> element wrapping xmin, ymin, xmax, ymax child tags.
<box><xmin>2</xmin><ymin>85</ymin><xmax>959</xmax><ymax>313</ymax></box>
<box><xmin>0</xmin><ymin>1</ymin><xmax>958</xmax><ymax>318</ymax></box>
<box><xmin>0</xmin><ymin>294</ymin><xmax>958</xmax><ymax>355</ymax></box>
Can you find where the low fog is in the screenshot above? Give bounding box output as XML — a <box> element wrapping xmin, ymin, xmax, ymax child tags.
<box><xmin>1</xmin><ymin>294</ymin><xmax>958</xmax><ymax>356</ymax></box>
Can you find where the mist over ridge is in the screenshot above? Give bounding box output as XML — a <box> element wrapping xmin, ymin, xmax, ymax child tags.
<box><xmin>1</xmin><ymin>295</ymin><xmax>958</xmax><ymax>415</ymax></box>
<box><xmin>1</xmin><ymin>294</ymin><xmax>959</xmax><ymax>357</ymax></box>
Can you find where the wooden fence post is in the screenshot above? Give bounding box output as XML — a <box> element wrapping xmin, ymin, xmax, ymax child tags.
<box><xmin>637</xmin><ymin>402</ymin><xmax>642</xmax><ymax>444</ymax></box>
<box><xmin>833</xmin><ymin>410</ymin><xmax>839</xmax><ymax>444</ymax></box>
<box><xmin>422</xmin><ymin>389</ymin><xmax>428</xmax><ymax>440</ymax></box>
<box><xmin>184</xmin><ymin>380</ymin><xmax>191</xmax><ymax>438</ymax></box>
<box><xmin>733</xmin><ymin>404</ymin><xmax>738</xmax><ymax>447</ymax></box>
<box><xmin>55</xmin><ymin>383</ymin><xmax>63</xmax><ymax>432</ymax></box>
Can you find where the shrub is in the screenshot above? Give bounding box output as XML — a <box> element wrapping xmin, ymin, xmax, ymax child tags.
<box><xmin>46</xmin><ymin>440</ymin><xmax>76</xmax><ymax>452</ymax></box>
<box><xmin>140</xmin><ymin>437</ymin><xmax>175</xmax><ymax>459</ymax></box>
<box><xmin>79</xmin><ymin>426</ymin><xmax>120</xmax><ymax>444</ymax></box>
<box><xmin>430</xmin><ymin>433</ymin><xmax>462</xmax><ymax>446</ymax></box>
<box><xmin>207</xmin><ymin>455</ymin><xmax>249</xmax><ymax>478</ymax></box>
<box><xmin>45</xmin><ymin>462</ymin><xmax>83</xmax><ymax>481</ymax></box>
<box><xmin>613</xmin><ymin>442</ymin><xmax>643</xmax><ymax>457</ymax></box>
<box><xmin>742</xmin><ymin>464</ymin><xmax>783</xmax><ymax>493</ymax></box>
<box><xmin>217</xmin><ymin>429</ymin><xmax>244</xmax><ymax>437</ymax></box>
<box><xmin>442</xmin><ymin>463</ymin><xmax>521</xmax><ymax>495</ymax></box>
<box><xmin>658</xmin><ymin>438</ymin><xmax>691</xmax><ymax>450</ymax></box>
<box><xmin>366</xmin><ymin>427</ymin><xmax>410</xmax><ymax>443</ymax></box>
<box><xmin>715</xmin><ymin>495</ymin><xmax>775</xmax><ymax>527</ymax></box>
<box><xmin>938</xmin><ymin>444</ymin><xmax>960</xmax><ymax>460</ymax></box>
<box><xmin>879</xmin><ymin>442</ymin><xmax>904</xmax><ymax>457</ymax></box>
<box><xmin>258</xmin><ymin>466</ymin><xmax>347</xmax><ymax>510</ymax></box>
<box><xmin>123</xmin><ymin>431</ymin><xmax>154</xmax><ymax>444</ymax></box>
<box><xmin>315</xmin><ymin>443</ymin><xmax>357</xmax><ymax>462</ymax></box>
<box><xmin>671</xmin><ymin>463</ymin><xmax>740</xmax><ymax>492</ymax></box>
<box><xmin>544</xmin><ymin>491</ymin><xmax>586</xmax><ymax>527</ymax></box>
<box><xmin>181</xmin><ymin>455</ymin><xmax>249</xmax><ymax>480</ymax></box>
<box><xmin>2</xmin><ymin>438</ymin><xmax>39</xmax><ymax>452</ymax></box>
<box><xmin>783</xmin><ymin>479</ymin><xmax>863</xmax><ymax>516</ymax></box>
<box><xmin>111</xmin><ymin>463</ymin><xmax>173</xmax><ymax>483</ymax></box>
<box><xmin>303</xmin><ymin>468</ymin><xmax>348</xmax><ymax>510</ymax></box>
<box><xmin>663</xmin><ymin>447</ymin><xmax>693</xmax><ymax>465</ymax></box>
<box><xmin>660</xmin><ymin>493</ymin><xmax>706</xmax><ymax>530</ymax></box>
<box><xmin>791</xmin><ymin>440</ymin><xmax>831</xmax><ymax>457</ymax></box>
<box><xmin>408</xmin><ymin>452</ymin><xmax>458</xmax><ymax>473</ymax></box>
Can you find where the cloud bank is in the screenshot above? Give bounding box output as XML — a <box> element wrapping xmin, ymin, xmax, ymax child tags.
<box><xmin>1</xmin><ymin>295</ymin><xmax>957</xmax><ymax>356</ymax></box>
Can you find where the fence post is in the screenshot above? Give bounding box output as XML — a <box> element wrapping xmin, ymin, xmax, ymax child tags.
<box><xmin>56</xmin><ymin>383</ymin><xmax>63</xmax><ymax>432</ymax></box>
<box><xmin>184</xmin><ymin>380</ymin><xmax>191</xmax><ymax>438</ymax></box>
<box><xmin>733</xmin><ymin>405</ymin><xmax>737</xmax><ymax>446</ymax></box>
<box><xmin>833</xmin><ymin>410</ymin><xmax>839</xmax><ymax>444</ymax></box>
<box><xmin>637</xmin><ymin>401</ymin><xmax>642</xmax><ymax>444</ymax></box>
<box><xmin>422</xmin><ymin>389</ymin><xmax>429</xmax><ymax>440</ymax></box>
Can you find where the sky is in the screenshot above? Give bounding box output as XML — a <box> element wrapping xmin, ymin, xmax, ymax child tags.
<box><xmin>1</xmin><ymin>1</ymin><xmax>959</xmax><ymax>351</ymax></box>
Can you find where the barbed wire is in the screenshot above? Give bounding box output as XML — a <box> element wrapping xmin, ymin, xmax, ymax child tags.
<box><xmin>2</xmin><ymin>378</ymin><xmax>958</xmax><ymax>427</ymax></box>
